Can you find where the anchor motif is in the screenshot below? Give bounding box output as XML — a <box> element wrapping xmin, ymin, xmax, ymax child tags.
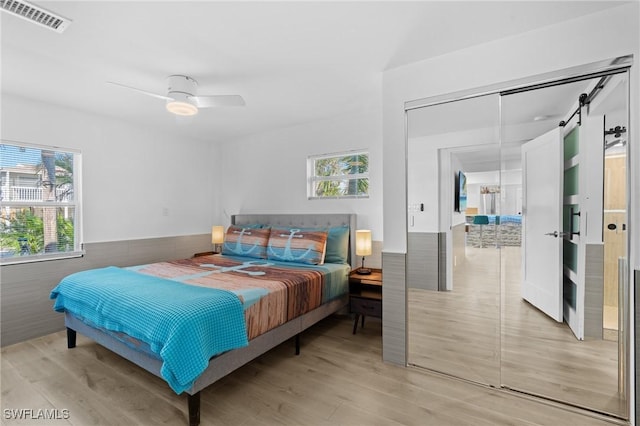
<box><xmin>267</xmin><ymin>228</ymin><xmax>314</xmax><ymax>261</ymax></box>
<box><xmin>198</xmin><ymin>260</ymin><xmax>274</xmax><ymax>276</ymax></box>
<box><xmin>128</xmin><ymin>259</ymin><xmax>274</xmax><ymax>287</ymax></box>
<box><xmin>162</xmin><ymin>260</ymin><xmax>274</xmax><ymax>283</ymax></box>
<box><xmin>223</xmin><ymin>228</ymin><xmax>262</xmax><ymax>256</ymax></box>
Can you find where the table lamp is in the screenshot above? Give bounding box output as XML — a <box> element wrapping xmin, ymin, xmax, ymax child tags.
<box><xmin>355</xmin><ymin>229</ymin><xmax>372</xmax><ymax>275</ymax></box>
<box><xmin>211</xmin><ymin>225</ymin><xmax>225</xmax><ymax>253</ymax></box>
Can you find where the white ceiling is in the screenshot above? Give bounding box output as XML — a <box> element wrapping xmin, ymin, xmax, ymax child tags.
<box><xmin>1</xmin><ymin>1</ymin><xmax>627</xmax><ymax>143</ymax></box>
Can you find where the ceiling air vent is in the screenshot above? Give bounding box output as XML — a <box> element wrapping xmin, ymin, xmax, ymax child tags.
<box><xmin>0</xmin><ymin>0</ymin><xmax>71</xmax><ymax>33</ymax></box>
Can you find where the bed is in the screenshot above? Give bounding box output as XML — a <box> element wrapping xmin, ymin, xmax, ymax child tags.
<box><xmin>51</xmin><ymin>213</ymin><xmax>356</xmax><ymax>426</ymax></box>
<box><xmin>465</xmin><ymin>214</ymin><xmax>522</xmax><ymax>225</ymax></box>
<box><xmin>465</xmin><ymin>214</ymin><xmax>522</xmax><ymax>247</ymax></box>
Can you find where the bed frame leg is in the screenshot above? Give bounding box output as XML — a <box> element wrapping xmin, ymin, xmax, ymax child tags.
<box><xmin>188</xmin><ymin>392</ymin><xmax>200</xmax><ymax>426</ymax></box>
<box><xmin>295</xmin><ymin>334</ymin><xmax>300</xmax><ymax>355</ymax></box>
<box><xmin>67</xmin><ymin>328</ymin><xmax>76</xmax><ymax>349</ymax></box>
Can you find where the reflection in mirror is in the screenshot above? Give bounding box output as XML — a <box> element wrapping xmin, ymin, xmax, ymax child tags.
<box><xmin>500</xmin><ymin>72</ymin><xmax>629</xmax><ymax>417</ymax></box>
<box><xmin>406</xmin><ymin>67</ymin><xmax>629</xmax><ymax>419</ymax></box>
<box><xmin>406</xmin><ymin>94</ymin><xmax>502</xmax><ymax>386</ymax></box>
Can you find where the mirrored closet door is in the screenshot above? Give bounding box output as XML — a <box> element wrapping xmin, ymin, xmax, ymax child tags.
<box><xmin>499</xmin><ymin>71</ymin><xmax>629</xmax><ymax>417</ymax></box>
<box><xmin>406</xmin><ymin>94</ymin><xmax>502</xmax><ymax>386</ymax></box>
<box><xmin>406</xmin><ymin>59</ymin><xmax>630</xmax><ymax>419</ymax></box>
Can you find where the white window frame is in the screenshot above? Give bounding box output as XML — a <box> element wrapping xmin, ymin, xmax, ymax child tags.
<box><xmin>307</xmin><ymin>150</ymin><xmax>369</xmax><ymax>199</ymax></box>
<box><xmin>0</xmin><ymin>140</ymin><xmax>84</xmax><ymax>265</ymax></box>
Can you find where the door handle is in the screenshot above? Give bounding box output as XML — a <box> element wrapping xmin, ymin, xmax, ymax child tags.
<box><xmin>545</xmin><ymin>231</ymin><xmax>569</xmax><ymax>238</ymax></box>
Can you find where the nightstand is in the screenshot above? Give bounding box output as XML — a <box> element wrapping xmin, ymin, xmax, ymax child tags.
<box><xmin>349</xmin><ymin>268</ymin><xmax>382</xmax><ymax>334</ymax></box>
<box><xmin>193</xmin><ymin>251</ymin><xmax>219</xmax><ymax>258</ymax></box>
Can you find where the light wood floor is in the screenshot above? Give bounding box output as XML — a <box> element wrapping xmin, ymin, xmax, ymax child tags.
<box><xmin>408</xmin><ymin>246</ymin><xmax>626</xmax><ymax>420</ymax></box>
<box><xmin>1</xmin><ymin>314</ymin><xmax>620</xmax><ymax>426</ymax></box>
<box><xmin>603</xmin><ymin>305</ymin><xmax>618</xmax><ymax>333</ymax></box>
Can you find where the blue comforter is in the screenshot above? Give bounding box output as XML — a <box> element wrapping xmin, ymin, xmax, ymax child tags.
<box><xmin>50</xmin><ymin>266</ymin><xmax>248</xmax><ymax>394</ymax></box>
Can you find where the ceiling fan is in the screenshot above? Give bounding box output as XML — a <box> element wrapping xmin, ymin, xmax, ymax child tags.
<box><xmin>107</xmin><ymin>75</ymin><xmax>245</xmax><ymax>116</ymax></box>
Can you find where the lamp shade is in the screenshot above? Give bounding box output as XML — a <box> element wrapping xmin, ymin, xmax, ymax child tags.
<box><xmin>355</xmin><ymin>230</ymin><xmax>372</xmax><ymax>256</ymax></box>
<box><xmin>211</xmin><ymin>226</ymin><xmax>225</xmax><ymax>244</ymax></box>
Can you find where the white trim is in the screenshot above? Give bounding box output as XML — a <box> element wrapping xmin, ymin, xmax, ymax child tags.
<box><xmin>1</xmin><ymin>138</ymin><xmax>81</xmax><ymax>154</ymax></box>
<box><xmin>404</xmin><ymin>55</ymin><xmax>633</xmax><ymax>111</ymax></box>
<box><xmin>0</xmin><ymin>250</ymin><xmax>85</xmax><ymax>266</ymax></box>
<box><xmin>308</xmin><ymin>148</ymin><xmax>368</xmax><ymax>161</ymax></box>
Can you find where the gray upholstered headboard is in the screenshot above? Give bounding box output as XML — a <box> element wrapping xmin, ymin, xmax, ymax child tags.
<box><xmin>231</xmin><ymin>213</ymin><xmax>357</xmax><ymax>268</ymax></box>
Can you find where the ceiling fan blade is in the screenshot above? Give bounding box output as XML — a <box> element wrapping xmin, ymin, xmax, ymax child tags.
<box><xmin>192</xmin><ymin>95</ymin><xmax>246</xmax><ymax>108</ymax></box>
<box><xmin>107</xmin><ymin>81</ymin><xmax>173</xmax><ymax>101</ymax></box>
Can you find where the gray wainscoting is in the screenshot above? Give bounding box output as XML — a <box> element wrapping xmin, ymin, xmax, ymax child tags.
<box><xmin>1</xmin><ymin>234</ymin><xmax>211</xmax><ymax>347</ymax></box>
<box><xmin>438</xmin><ymin>233</ymin><xmax>447</xmax><ymax>292</ymax></box>
<box><xmin>583</xmin><ymin>243</ymin><xmax>604</xmax><ymax>339</ymax></box>
<box><xmin>367</xmin><ymin>240</ymin><xmax>384</xmax><ymax>269</ymax></box>
<box><xmin>407</xmin><ymin>232</ymin><xmax>445</xmax><ymax>291</ymax></box>
<box><xmin>382</xmin><ymin>251</ymin><xmax>406</xmax><ymax>366</ymax></box>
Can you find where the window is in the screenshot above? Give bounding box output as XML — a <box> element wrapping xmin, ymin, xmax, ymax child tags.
<box><xmin>0</xmin><ymin>141</ymin><xmax>83</xmax><ymax>264</ymax></box>
<box><xmin>308</xmin><ymin>151</ymin><xmax>369</xmax><ymax>199</ymax></box>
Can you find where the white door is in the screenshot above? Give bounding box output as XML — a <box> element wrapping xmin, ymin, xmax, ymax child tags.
<box><xmin>521</xmin><ymin>127</ymin><xmax>563</xmax><ymax>322</ymax></box>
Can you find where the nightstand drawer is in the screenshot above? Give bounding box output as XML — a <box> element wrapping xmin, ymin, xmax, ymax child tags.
<box><xmin>350</xmin><ymin>297</ymin><xmax>382</xmax><ymax>318</ymax></box>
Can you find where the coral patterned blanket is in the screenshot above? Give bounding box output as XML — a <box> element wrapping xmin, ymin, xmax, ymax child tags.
<box><xmin>128</xmin><ymin>255</ymin><xmax>330</xmax><ymax>339</ymax></box>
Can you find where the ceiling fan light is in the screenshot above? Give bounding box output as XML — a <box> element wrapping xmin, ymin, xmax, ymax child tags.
<box><xmin>166</xmin><ymin>100</ymin><xmax>198</xmax><ymax>116</ymax></box>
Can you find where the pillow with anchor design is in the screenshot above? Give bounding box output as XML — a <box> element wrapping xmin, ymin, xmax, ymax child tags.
<box><xmin>266</xmin><ymin>228</ymin><xmax>328</xmax><ymax>265</ymax></box>
<box><xmin>222</xmin><ymin>226</ymin><xmax>271</xmax><ymax>259</ymax></box>
<box><xmin>269</xmin><ymin>225</ymin><xmax>349</xmax><ymax>264</ymax></box>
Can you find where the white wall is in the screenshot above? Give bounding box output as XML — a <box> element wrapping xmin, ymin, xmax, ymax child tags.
<box><xmin>406</xmin><ymin>137</ymin><xmax>438</xmax><ymax>233</ymax></box>
<box><xmin>383</xmin><ymin>2</ymin><xmax>639</xmax><ymax>269</ymax></box>
<box><xmin>1</xmin><ymin>94</ymin><xmax>220</xmax><ymax>243</ymax></box>
<box><xmin>407</xmin><ymin>126</ymin><xmax>499</xmax><ymax>233</ymax></box>
<box><xmin>464</xmin><ymin>170</ymin><xmax>522</xmax><ymax>216</ymax></box>
<box><xmin>1</xmin><ymin>91</ymin><xmax>385</xmax><ymax>243</ymax></box>
<box><xmin>217</xmin><ymin>93</ymin><xmax>384</xmax><ymax>240</ymax></box>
